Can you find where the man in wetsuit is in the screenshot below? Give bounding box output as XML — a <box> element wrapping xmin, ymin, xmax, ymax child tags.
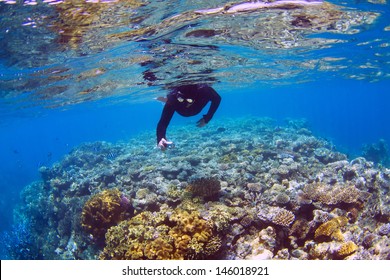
<box><xmin>156</xmin><ymin>84</ymin><xmax>221</xmax><ymax>150</ymax></box>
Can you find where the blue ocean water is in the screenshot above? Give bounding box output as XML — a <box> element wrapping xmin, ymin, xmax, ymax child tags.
<box><xmin>0</xmin><ymin>0</ymin><xmax>389</xmax><ymax>259</ymax></box>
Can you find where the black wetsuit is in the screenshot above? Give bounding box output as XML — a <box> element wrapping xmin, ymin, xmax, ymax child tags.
<box><xmin>156</xmin><ymin>84</ymin><xmax>221</xmax><ymax>144</ymax></box>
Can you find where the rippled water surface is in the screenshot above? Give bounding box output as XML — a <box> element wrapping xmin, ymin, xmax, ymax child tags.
<box><xmin>1</xmin><ymin>0</ymin><xmax>389</xmax><ymax>113</ymax></box>
<box><xmin>0</xmin><ymin>0</ymin><xmax>390</xmax><ymax>258</ymax></box>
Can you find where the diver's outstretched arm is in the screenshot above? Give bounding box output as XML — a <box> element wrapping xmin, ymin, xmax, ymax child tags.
<box><xmin>156</xmin><ymin>103</ymin><xmax>175</xmax><ymax>145</ymax></box>
<box><xmin>201</xmin><ymin>88</ymin><xmax>221</xmax><ymax>124</ymax></box>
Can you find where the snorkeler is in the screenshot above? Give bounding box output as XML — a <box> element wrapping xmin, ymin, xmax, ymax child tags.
<box><xmin>156</xmin><ymin>84</ymin><xmax>221</xmax><ymax>150</ymax></box>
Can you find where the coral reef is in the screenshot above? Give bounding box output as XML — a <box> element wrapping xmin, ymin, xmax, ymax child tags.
<box><xmin>257</xmin><ymin>205</ymin><xmax>295</xmax><ymax>228</ymax></box>
<box><xmin>99</xmin><ymin>207</ymin><xmax>220</xmax><ymax>260</ymax></box>
<box><xmin>186</xmin><ymin>177</ymin><xmax>221</xmax><ymax>199</ymax></box>
<box><xmin>337</xmin><ymin>241</ymin><xmax>359</xmax><ymax>258</ymax></box>
<box><xmin>302</xmin><ymin>182</ymin><xmax>369</xmax><ymax>205</ymax></box>
<box><xmin>314</xmin><ymin>216</ymin><xmax>349</xmax><ymax>241</ymax></box>
<box><xmin>10</xmin><ymin>117</ymin><xmax>390</xmax><ymax>259</ymax></box>
<box><xmin>362</xmin><ymin>139</ymin><xmax>390</xmax><ymax>167</ymax></box>
<box><xmin>81</xmin><ymin>188</ymin><xmax>132</xmax><ymax>241</ymax></box>
<box><xmin>271</xmin><ymin>209</ymin><xmax>295</xmax><ymax>227</ymax></box>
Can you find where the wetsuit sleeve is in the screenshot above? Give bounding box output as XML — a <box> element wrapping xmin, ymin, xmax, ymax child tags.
<box><xmin>156</xmin><ymin>103</ymin><xmax>175</xmax><ymax>144</ymax></box>
<box><xmin>202</xmin><ymin>88</ymin><xmax>221</xmax><ymax>123</ymax></box>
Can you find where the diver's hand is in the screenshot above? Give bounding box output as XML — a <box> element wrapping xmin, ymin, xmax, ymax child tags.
<box><xmin>196</xmin><ymin>118</ymin><xmax>206</xmax><ymax>128</ymax></box>
<box><xmin>158</xmin><ymin>138</ymin><xmax>174</xmax><ymax>151</ymax></box>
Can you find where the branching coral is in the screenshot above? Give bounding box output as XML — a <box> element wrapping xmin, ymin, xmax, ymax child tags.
<box><xmin>314</xmin><ymin>216</ymin><xmax>348</xmax><ymax>242</ymax></box>
<box><xmin>271</xmin><ymin>209</ymin><xmax>295</xmax><ymax>227</ymax></box>
<box><xmin>100</xmin><ymin>208</ymin><xmax>221</xmax><ymax>260</ymax></box>
<box><xmin>257</xmin><ymin>205</ymin><xmax>295</xmax><ymax>227</ymax></box>
<box><xmin>81</xmin><ymin>188</ymin><xmax>131</xmax><ymax>241</ymax></box>
<box><xmin>186</xmin><ymin>177</ymin><xmax>221</xmax><ymax>199</ymax></box>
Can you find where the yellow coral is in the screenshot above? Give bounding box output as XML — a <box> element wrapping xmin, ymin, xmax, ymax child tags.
<box><xmin>100</xmin><ymin>208</ymin><xmax>220</xmax><ymax>260</ymax></box>
<box><xmin>169</xmin><ymin>209</ymin><xmax>214</xmax><ymax>257</ymax></box>
<box><xmin>337</xmin><ymin>241</ymin><xmax>358</xmax><ymax>257</ymax></box>
<box><xmin>188</xmin><ymin>238</ymin><xmax>204</xmax><ymax>254</ymax></box>
<box><xmin>144</xmin><ymin>238</ymin><xmax>174</xmax><ymax>260</ymax></box>
<box><xmin>180</xmin><ymin>198</ymin><xmax>202</xmax><ymax>212</ymax></box>
<box><xmin>314</xmin><ymin>216</ymin><xmax>348</xmax><ymax>241</ymax></box>
<box><xmin>166</xmin><ymin>185</ymin><xmax>185</xmax><ymax>201</ymax></box>
<box><xmin>331</xmin><ymin>230</ymin><xmax>345</xmax><ymax>242</ymax></box>
<box><xmin>124</xmin><ymin>243</ymin><xmax>144</xmax><ymax>260</ymax></box>
<box><xmin>81</xmin><ymin>188</ymin><xmax>130</xmax><ymax>240</ymax></box>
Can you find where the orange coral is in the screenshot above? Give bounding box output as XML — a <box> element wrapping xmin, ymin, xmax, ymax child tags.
<box><xmin>81</xmin><ymin>188</ymin><xmax>131</xmax><ymax>241</ymax></box>
<box><xmin>314</xmin><ymin>216</ymin><xmax>348</xmax><ymax>242</ymax></box>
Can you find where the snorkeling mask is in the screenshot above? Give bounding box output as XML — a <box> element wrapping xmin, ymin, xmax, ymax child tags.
<box><xmin>176</xmin><ymin>91</ymin><xmax>194</xmax><ymax>104</ymax></box>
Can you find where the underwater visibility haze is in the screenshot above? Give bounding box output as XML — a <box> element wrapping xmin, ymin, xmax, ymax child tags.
<box><xmin>0</xmin><ymin>0</ymin><xmax>390</xmax><ymax>260</ymax></box>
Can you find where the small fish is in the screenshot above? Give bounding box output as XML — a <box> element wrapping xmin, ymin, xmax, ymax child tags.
<box><xmin>106</xmin><ymin>152</ymin><xmax>118</xmax><ymax>160</ymax></box>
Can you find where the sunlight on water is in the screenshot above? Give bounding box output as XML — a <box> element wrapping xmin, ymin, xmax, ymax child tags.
<box><xmin>1</xmin><ymin>1</ymin><xmax>390</xmax><ymax>262</ymax></box>
<box><xmin>0</xmin><ymin>0</ymin><xmax>389</xmax><ymax>115</ymax></box>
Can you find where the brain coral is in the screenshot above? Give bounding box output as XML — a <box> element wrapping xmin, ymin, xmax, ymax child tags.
<box><xmin>81</xmin><ymin>188</ymin><xmax>131</xmax><ymax>241</ymax></box>
<box><xmin>99</xmin><ymin>208</ymin><xmax>221</xmax><ymax>260</ymax></box>
<box><xmin>314</xmin><ymin>216</ymin><xmax>348</xmax><ymax>242</ymax></box>
<box><xmin>303</xmin><ymin>182</ymin><xmax>367</xmax><ymax>205</ymax></box>
<box><xmin>186</xmin><ymin>177</ymin><xmax>221</xmax><ymax>199</ymax></box>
